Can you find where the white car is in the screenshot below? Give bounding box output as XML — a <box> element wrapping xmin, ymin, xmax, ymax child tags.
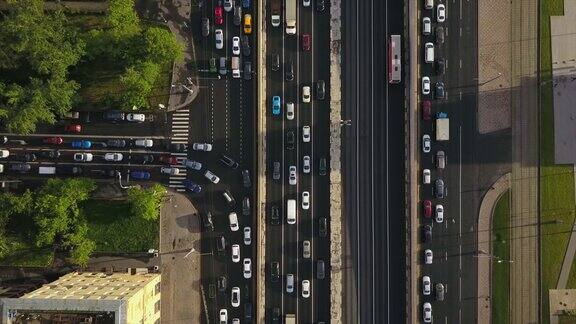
<box><xmin>437</xmin><ymin>4</ymin><xmax>446</xmax><ymax>22</ymax></box>
<box><xmin>0</xmin><ymin>150</ymin><xmax>10</xmax><ymax>158</ymax></box>
<box><xmin>231</xmin><ymin>286</ymin><xmax>240</xmax><ymax>307</ymax></box>
<box><xmin>73</xmin><ymin>152</ymin><xmax>93</xmax><ymax>162</ymax></box>
<box><xmin>219</xmin><ymin>309</ymin><xmax>228</xmax><ymax>323</ymax></box>
<box><xmin>104</xmin><ymin>153</ymin><xmax>123</xmax><ymax>162</ymax></box>
<box><xmin>224</xmin><ymin>0</ymin><xmax>233</xmax><ymax>11</ymax></box>
<box><xmin>302</xmin><ymin>191</ymin><xmax>310</xmax><ymax>210</ymax></box>
<box><xmin>193</xmin><ymin>143</ymin><xmax>213</xmax><ymax>151</ymax></box>
<box><xmin>134</xmin><ymin>139</ymin><xmax>153</xmax><ymax>147</ymax></box>
<box><xmin>301</xmin><ymin>280</ymin><xmax>310</xmax><ymax>298</ymax></box>
<box><xmin>229</xmin><ymin>212</ymin><xmax>239</xmax><ymax>231</ymax></box>
<box><xmin>243</xmin><ymin>258</ymin><xmax>252</xmax><ymax>279</ymax></box>
<box><xmin>232</xmin><ymin>319</ymin><xmax>240</xmax><ymax>324</ymax></box>
<box><xmin>205</xmin><ymin>170</ymin><xmax>221</xmax><ymax>184</ymax></box>
<box><xmin>215</xmin><ymin>29</ymin><xmax>224</xmax><ymax>50</ymax></box>
<box><xmin>289</xmin><ymin>166</ymin><xmax>297</xmax><ymax>185</ymax></box>
<box><xmin>435</xmin><ymin>204</ymin><xmax>444</xmax><ymax>223</ymax></box>
<box><xmin>303</xmin><ymin>155</ymin><xmax>311</xmax><ymax>173</ymax></box>
<box><xmin>303</xmin><ymin>0</ymin><xmax>310</xmax><ymax>6</ymax></box>
<box><xmin>423</xmin><ymin>302</ymin><xmax>432</xmax><ymax>323</ymax></box>
<box><xmin>244</xmin><ymin>226</ymin><xmax>252</xmax><ymax>245</ymax></box>
<box><xmin>423</xmin><ymin>168</ymin><xmax>431</xmax><ymax>184</ymax></box>
<box><xmin>286</xmin><ymin>274</ymin><xmax>294</xmax><ymax>293</ymax></box>
<box><xmin>231</xmin><ymin>244</ymin><xmax>240</xmax><ymax>263</ymax></box>
<box><xmin>422</xmin><ymin>76</ymin><xmax>431</xmax><ymax>95</ymax></box>
<box><xmin>422</xmin><ymin>134</ymin><xmax>431</xmax><ymax>153</ymax></box>
<box><xmin>126</xmin><ymin>113</ymin><xmax>145</xmax><ymax>122</ymax></box>
<box><xmin>422</xmin><ymin>276</ymin><xmax>431</xmax><ymax>295</ymax></box>
<box><xmin>182</xmin><ymin>159</ymin><xmax>202</xmax><ymax>170</ymax></box>
<box><xmin>232</xmin><ymin>36</ymin><xmax>241</xmax><ymax>55</ymax></box>
<box><xmin>424</xmin><ymin>249</ymin><xmax>433</xmax><ymax>264</ymax></box>
<box><xmin>286</xmin><ymin>102</ymin><xmax>295</xmax><ymax>120</ymax></box>
<box><xmin>302</xmin><ymin>86</ymin><xmax>311</xmax><ymax>103</ymax></box>
<box><xmin>423</xmin><ymin>17</ymin><xmax>431</xmax><ymax>35</ymax></box>
<box><xmin>302</xmin><ymin>126</ymin><xmax>311</xmax><ymax>142</ymax></box>
<box><xmin>160</xmin><ymin>167</ymin><xmax>180</xmax><ymax>175</ymax></box>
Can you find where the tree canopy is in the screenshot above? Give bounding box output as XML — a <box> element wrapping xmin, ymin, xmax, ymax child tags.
<box><xmin>126</xmin><ymin>183</ymin><xmax>167</xmax><ymax>221</ymax></box>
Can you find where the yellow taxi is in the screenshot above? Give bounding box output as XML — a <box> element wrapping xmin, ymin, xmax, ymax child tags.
<box><xmin>243</xmin><ymin>14</ymin><xmax>252</xmax><ymax>34</ymax></box>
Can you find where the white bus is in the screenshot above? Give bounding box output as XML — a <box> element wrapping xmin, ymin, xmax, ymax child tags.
<box><xmin>287</xmin><ymin>199</ymin><xmax>296</xmax><ymax>224</ymax></box>
<box><xmin>388</xmin><ymin>35</ymin><xmax>402</xmax><ymax>84</ymax></box>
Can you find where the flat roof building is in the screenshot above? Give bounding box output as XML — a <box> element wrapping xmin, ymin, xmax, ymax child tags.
<box><xmin>0</xmin><ymin>271</ymin><xmax>161</xmax><ymax>324</ymax></box>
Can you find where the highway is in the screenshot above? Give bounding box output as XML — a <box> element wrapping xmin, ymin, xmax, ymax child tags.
<box><xmin>190</xmin><ymin>1</ymin><xmax>258</xmax><ymax>322</ymax></box>
<box><xmin>341</xmin><ymin>0</ymin><xmax>406</xmax><ymax>323</ymax></box>
<box><xmin>264</xmin><ymin>0</ymin><xmax>332</xmax><ymax>322</ymax></box>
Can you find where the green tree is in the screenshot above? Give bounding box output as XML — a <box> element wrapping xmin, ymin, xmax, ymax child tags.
<box><xmin>119</xmin><ymin>61</ymin><xmax>160</xmax><ymax>109</ymax></box>
<box><xmin>126</xmin><ymin>184</ymin><xmax>167</xmax><ymax>221</ymax></box>
<box><xmin>106</xmin><ymin>0</ymin><xmax>141</xmax><ymax>41</ymax></box>
<box><xmin>64</xmin><ymin>221</ymin><xmax>96</xmax><ymax>266</ymax></box>
<box><xmin>142</xmin><ymin>27</ymin><xmax>184</xmax><ymax>64</ymax></box>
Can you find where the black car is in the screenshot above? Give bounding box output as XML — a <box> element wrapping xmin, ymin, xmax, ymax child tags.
<box><xmin>286</xmin><ymin>131</ymin><xmax>295</xmax><ymax>150</ymax></box>
<box><xmin>316</xmin><ymin>0</ymin><xmax>325</xmax><ymax>11</ymax></box>
<box><xmin>104</xmin><ymin>110</ymin><xmax>125</xmax><ymax>122</ymax></box>
<box><xmin>319</xmin><ymin>157</ymin><xmax>327</xmax><ymax>176</ymax></box>
<box><xmin>272</xmin><ymin>307</ymin><xmax>281</xmax><ymax>323</ymax></box>
<box><xmin>202</xmin><ymin>212</ymin><xmax>214</xmax><ymax>231</ymax></box>
<box><xmin>270</xmin><ymin>205</ymin><xmax>280</xmax><ymax>225</ymax></box>
<box><xmin>132</xmin><ymin>154</ymin><xmax>155</xmax><ymax>164</ymax></box>
<box><xmin>435</xmin><ymin>82</ymin><xmax>445</xmax><ymax>99</ymax></box>
<box><xmin>217</xmin><ymin>276</ymin><xmax>227</xmax><ymax>291</ymax></box>
<box><xmin>171</xmin><ymin>143</ymin><xmax>188</xmax><ymax>152</ymax></box>
<box><xmin>16</xmin><ymin>153</ymin><xmax>36</xmax><ymax>162</ymax></box>
<box><xmin>423</xmin><ymin>225</ymin><xmax>432</xmax><ymax>243</ymax></box>
<box><xmin>220</xmin><ymin>154</ymin><xmax>239</xmax><ymax>169</ymax></box>
<box><xmin>244</xmin><ymin>61</ymin><xmax>252</xmax><ymax>80</ymax></box>
<box><xmin>233</xmin><ymin>6</ymin><xmax>242</xmax><ymax>26</ymax></box>
<box><xmin>107</xmin><ymin>139</ymin><xmax>127</xmax><ymax>148</ymax></box>
<box><xmin>10</xmin><ymin>163</ymin><xmax>31</xmax><ymax>173</ymax></box>
<box><xmin>270</xmin><ymin>261</ymin><xmax>280</xmax><ymax>282</ymax></box>
<box><xmin>435</xmin><ymin>179</ymin><xmax>445</xmax><ymax>198</ymax></box>
<box><xmin>201</xmin><ymin>17</ymin><xmax>210</xmax><ymax>36</ymax></box>
<box><xmin>216</xmin><ymin>236</ymin><xmax>226</xmax><ymax>252</ymax></box>
<box><xmin>57</xmin><ymin>165</ymin><xmax>82</xmax><ymax>175</ymax></box>
<box><xmin>242</xmin><ymin>35</ymin><xmax>251</xmax><ymax>56</ymax></box>
<box><xmin>242</xmin><ymin>169</ymin><xmax>251</xmax><ymax>188</ymax></box>
<box><xmin>319</xmin><ymin>217</ymin><xmax>328</xmax><ymax>237</ymax></box>
<box><xmin>316</xmin><ymin>80</ymin><xmax>326</xmax><ymax>100</ymax></box>
<box><xmin>436</xmin><ymin>58</ymin><xmax>446</xmax><ymax>76</ymax></box>
<box><xmin>285</xmin><ymin>60</ymin><xmax>294</xmax><ymax>81</ymax></box>
<box><xmin>39</xmin><ymin>150</ymin><xmax>60</xmax><ymax>159</ymax></box>
<box><xmin>435</xmin><ymin>26</ymin><xmax>445</xmax><ymax>44</ymax></box>
<box><xmin>244</xmin><ymin>303</ymin><xmax>253</xmax><ymax>322</ymax></box>
<box><xmin>271</xmin><ymin>53</ymin><xmax>280</xmax><ymax>71</ymax></box>
<box><xmin>242</xmin><ymin>197</ymin><xmax>251</xmax><ymax>216</ymax></box>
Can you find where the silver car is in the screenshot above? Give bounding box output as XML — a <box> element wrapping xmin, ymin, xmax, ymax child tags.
<box><xmin>289</xmin><ymin>166</ymin><xmax>297</xmax><ymax>185</ymax></box>
<box><xmin>215</xmin><ymin>29</ymin><xmax>224</xmax><ymax>50</ymax></box>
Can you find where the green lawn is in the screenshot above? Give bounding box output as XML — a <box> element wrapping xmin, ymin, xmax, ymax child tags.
<box><xmin>539</xmin><ymin>0</ymin><xmax>574</xmax><ymax>323</ymax></box>
<box><xmin>83</xmin><ymin>200</ymin><xmax>159</xmax><ymax>252</ymax></box>
<box><xmin>492</xmin><ymin>190</ymin><xmax>511</xmax><ymax>324</ymax></box>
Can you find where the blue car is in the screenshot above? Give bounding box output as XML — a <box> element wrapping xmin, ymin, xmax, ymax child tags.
<box><xmin>130</xmin><ymin>170</ymin><xmax>151</xmax><ymax>180</ymax></box>
<box><xmin>71</xmin><ymin>139</ymin><xmax>92</xmax><ymax>149</ymax></box>
<box><xmin>272</xmin><ymin>96</ymin><xmax>281</xmax><ymax>116</ymax></box>
<box><xmin>242</xmin><ymin>0</ymin><xmax>250</xmax><ymax>8</ymax></box>
<box><xmin>183</xmin><ymin>180</ymin><xmax>202</xmax><ymax>193</ymax></box>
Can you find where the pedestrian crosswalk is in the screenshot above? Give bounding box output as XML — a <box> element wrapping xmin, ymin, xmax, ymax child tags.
<box><xmin>169</xmin><ymin>109</ymin><xmax>190</xmax><ymax>192</ymax></box>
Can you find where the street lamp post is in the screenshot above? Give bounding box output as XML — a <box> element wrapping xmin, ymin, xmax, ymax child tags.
<box><xmin>184</xmin><ymin>247</ymin><xmax>213</xmax><ymax>259</ymax></box>
<box><xmin>476</xmin><ymin>72</ymin><xmax>502</xmax><ymax>86</ymax></box>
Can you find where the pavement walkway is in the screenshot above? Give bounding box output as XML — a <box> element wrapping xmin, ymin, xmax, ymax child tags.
<box><xmin>477</xmin><ymin>173</ymin><xmax>511</xmax><ymax>324</ymax></box>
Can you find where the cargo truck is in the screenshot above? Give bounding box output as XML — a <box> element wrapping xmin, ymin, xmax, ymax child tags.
<box><xmin>271</xmin><ymin>0</ymin><xmax>281</xmax><ymax>27</ymax></box>
<box><xmin>285</xmin><ymin>314</ymin><xmax>296</xmax><ymax>324</ymax></box>
<box><xmin>285</xmin><ymin>0</ymin><xmax>296</xmax><ymax>34</ymax></box>
<box><xmin>435</xmin><ymin>112</ymin><xmax>449</xmax><ymax>141</ymax></box>
<box><xmin>231</xmin><ymin>57</ymin><xmax>241</xmax><ymax>79</ymax></box>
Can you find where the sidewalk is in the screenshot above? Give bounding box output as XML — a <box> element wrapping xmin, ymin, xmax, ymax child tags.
<box><xmin>477</xmin><ymin>173</ymin><xmax>511</xmax><ymax>324</ymax></box>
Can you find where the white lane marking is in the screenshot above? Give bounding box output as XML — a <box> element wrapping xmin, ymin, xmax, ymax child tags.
<box><xmin>355</xmin><ymin>0</ymin><xmax>362</xmax><ymax>322</ymax></box>
<box><xmin>459</xmin><ymin>27</ymin><xmax>462</xmax><ymax>37</ymax></box>
<box><xmin>459</xmin><ymin>126</ymin><xmax>463</xmax><ymax>323</ymax></box>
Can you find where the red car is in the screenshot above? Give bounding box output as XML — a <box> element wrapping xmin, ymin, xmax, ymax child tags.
<box><xmin>302</xmin><ymin>33</ymin><xmax>311</xmax><ymax>51</ymax></box>
<box><xmin>159</xmin><ymin>155</ymin><xmax>179</xmax><ymax>165</ymax></box>
<box><xmin>65</xmin><ymin>124</ymin><xmax>82</xmax><ymax>133</ymax></box>
<box><xmin>422</xmin><ymin>100</ymin><xmax>431</xmax><ymax>121</ymax></box>
<box><xmin>215</xmin><ymin>6</ymin><xmax>224</xmax><ymax>25</ymax></box>
<box><xmin>423</xmin><ymin>200</ymin><xmax>432</xmax><ymax>218</ymax></box>
<box><xmin>43</xmin><ymin>137</ymin><xmax>63</xmax><ymax>145</ymax></box>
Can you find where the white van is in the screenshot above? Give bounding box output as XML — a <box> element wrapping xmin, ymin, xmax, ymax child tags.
<box><xmin>424</xmin><ymin>42</ymin><xmax>435</xmax><ymax>63</ymax></box>
<box><xmin>287</xmin><ymin>199</ymin><xmax>296</xmax><ymax>224</ymax></box>
<box><xmin>38</xmin><ymin>166</ymin><xmax>56</xmax><ymax>175</ymax></box>
<box><xmin>425</xmin><ymin>0</ymin><xmax>433</xmax><ymax>9</ymax></box>
<box><xmin>232</xmin><ymin>57</ymin><xmax>241</xmax><ymax>79</ymax></box>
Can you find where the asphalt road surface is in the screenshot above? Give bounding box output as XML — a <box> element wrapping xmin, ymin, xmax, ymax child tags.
<box><xmin>341</xmin><ymin>0</ymin><xmax>405</xmax><ymax>323</ymax></box>
<box><xmin>264</xmin><ymin>0</ymin><xmax>332</xmax><ymax>322</ymax></box>
<box><xmin>190</xmin><ymin>1</ymin><xmax>258</xmax><ymax>322</ymax></box>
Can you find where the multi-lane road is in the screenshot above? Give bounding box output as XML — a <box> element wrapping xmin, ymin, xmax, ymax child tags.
<box><xmin>264</xmin><ymin>0</ymin><xmax>332</xmax><ymax>322</ymax></box>
<box><xmin>341</xmin><ymin>0</ymin><xmax>406</xmax><ymax>323</ymax></box>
